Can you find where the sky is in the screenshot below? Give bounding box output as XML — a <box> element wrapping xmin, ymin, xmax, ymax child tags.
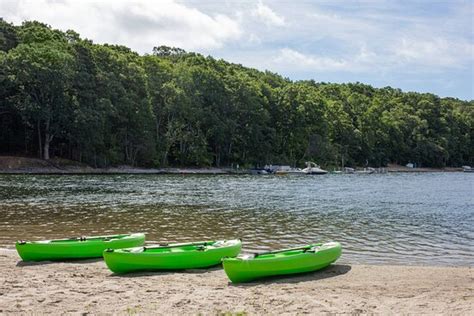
<box><xmin>1</xmin><ymin>0</ymin><xmax>473</xmax><ymax>100</ymax></box>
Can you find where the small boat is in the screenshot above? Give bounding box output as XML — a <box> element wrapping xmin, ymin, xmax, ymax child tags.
<box><xmin>16</xmin><ymin>233</ymin><xmax>145</xmax><ymax>261</ymax></box>
<box><xmin>355</xmin><ymin>167</ymin><xmax>376</xmax><ymax>174</ymax></box>
<box><xmin>250</xmin><ymin>168</ymin><xmax>269</xmax><ymax>175</ymax></box>
<box><xmin>103</xmin><ymin>239</ymin><xmax>242</xmax><ymax>274</ymax></box>
<box><xmin>286</xmin><ymin>168</ymin><xmax>307</xmax><ymax>175</ymax></box>
<box><xmin>344</xmin><ymin>167</ymin><xmax>355</xmax><ymax>174</ymax></box>
<box><xmin>302</xmin><ymin>161</ymin><xmax>328</xmax><ymax>175</ymax></box>
<box><xmin>462</xmin><ymin>166</ymin><xmax>474</xmax><ymax>173</ymax></box>
<box><xmin>222</xmin><ymin>241</ymin><xmax>341</xmax><ymax>283</ymax></box>
<box><xmin>275</xmin><ymin>167</ymin><xmax>306</xmax><ymax>175</ymax></box>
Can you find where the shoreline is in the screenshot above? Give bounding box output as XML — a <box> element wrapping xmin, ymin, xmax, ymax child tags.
<box><xmin>1</xmin><ymin>249</ymin><xmax>472</xmax><ymax>314</ymax></box>
<box><xmin>0</xmin><ymin>168</ymin><xmax>464</xmax><ymax>175</ymax></box>
<box><xmin>0</xmin><ymin>156</ymin><xmax>465</xmax><ymax>175</ymax></box>
<box><xmin>0</xmin><ymin>167</ymin><xmax>238</xmax><ymax>175</ymax></box>
<box><xmin>0</xmin><ymin>160</ymin><xmax>463</xmax><ymax>175</ymax></box>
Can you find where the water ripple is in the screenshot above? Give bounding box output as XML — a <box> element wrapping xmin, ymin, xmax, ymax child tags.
<box><xmin>0</xmin><ymin>173</ymin><xmax>473</xmax><ymax>266</ymax></box>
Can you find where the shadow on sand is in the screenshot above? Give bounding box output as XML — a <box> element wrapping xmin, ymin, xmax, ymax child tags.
<box><xmin>107</xmin><ymin>264</ymin><xmax>223</xmax><ymax>278</ymax></box>
<box><xmin>16</xmin><ymin>257</ymin><xmax>104</xmax><ymax>267</ymax></box>
<box><xmin>229</xmin><ymin>264</ymin><xmax>352</xmax><ymax>287</ymax></box>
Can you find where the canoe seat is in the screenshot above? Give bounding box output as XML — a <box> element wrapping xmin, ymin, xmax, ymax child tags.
<box><xmin>212</xmin><ymin>240</ymin><xmax>236</xmax><ymax>248</ymax></box>
<box><xmin>212</xmin><ymin>240</ymin><xmax>226</xmax><ymax>247</ymax></box>
<box><xmin>239</xmin><ymin>254</ymin><xmax>254</xmax><ymax>260</ymax></box>
<box><xmin>304</xmin><ymin>246</ymin><xmax>321</xmax><ymax>253</ymax></box>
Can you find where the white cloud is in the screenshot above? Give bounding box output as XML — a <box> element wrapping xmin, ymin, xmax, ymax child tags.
<box><xmin>273</xmin><ymin>45</ymin><xmax>391</xmax><ymax>73</ymax></box>
<box><xmin>0</xmin><ymin>0</ymin><xmax>242</xmax><ymax>52</ymax></box>
<box><xmin>1</xmin><ymin>0</ymin><xmax>472</xmax><ymax>98</ymax></box>
<box><xmin>268</xmin><ymin>5</ymin><xmax>473</xmax><ymax>73</ymax></box>
<box><xmin>272</xmin><ymin>39</ymin><xmax>472</xmax><ymax>75</ymax></box>
<box><xmin>252</xmin><ymin>1</ymin><xmax>285</xmax><ymax>27</ymax></box>
<box><xmin>308</xmin><ymin>11</ymin><xmax>376</xmax><ymax>43</ymax></box>
<box><xmin>393</xmin><ymin>37</ymin><xmax>474</xmax><ymax>68</ymax></box>
<box><xmin>274</xmin><ymin>48</ymin><xmax>347</xmax><ymax>71</ymax></box>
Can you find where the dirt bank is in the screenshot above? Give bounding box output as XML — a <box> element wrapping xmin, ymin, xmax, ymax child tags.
<box><xmin>0</xmin><ymin>156</ymin><xmax>234</xmax><ymax>174</ymax></box>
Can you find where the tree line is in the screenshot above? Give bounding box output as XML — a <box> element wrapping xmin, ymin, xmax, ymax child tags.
<box><xmin>0</xmin><ymin>20</ymin><xmax>472</xmax><ymax>168</ymax></box>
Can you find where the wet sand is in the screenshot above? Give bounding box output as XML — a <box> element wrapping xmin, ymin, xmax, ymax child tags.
<box><xmin>0</xmin><ymin>249</ymin><xmax>472</xmax><ymax>314</ymax></box>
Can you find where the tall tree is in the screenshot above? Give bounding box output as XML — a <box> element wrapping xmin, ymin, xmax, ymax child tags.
<box><xmin>6</xmin><ymin>40</ymin><xmax>73</xmax><ymax>159</ymax></box>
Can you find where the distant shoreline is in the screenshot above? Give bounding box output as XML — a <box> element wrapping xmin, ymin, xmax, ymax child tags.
<box><xmin>0</xmin><ymin>156</ymin><xmax>465</xmax><ymax>175</ymax></box>
<box><xmin>0</xmin><ymin>168</ymin><xmax>464</xmax><ymax>175</ymax></box>
<box><xmin>0</xmin><ymin>167</ymin><xmax>237</xmax><ymax>175</ymax></box>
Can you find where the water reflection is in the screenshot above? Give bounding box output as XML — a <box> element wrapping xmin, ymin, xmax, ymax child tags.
<box><xmin>0</xmin><ymin>173</ymin><xmax>473</xmax><ymax>266</ymax></box>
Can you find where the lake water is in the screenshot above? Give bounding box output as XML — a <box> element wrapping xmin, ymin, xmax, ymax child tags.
<box><xmin>0</xmin><ymin>173</ymin><xmax>472</xmax><ymax>266</ymax></box>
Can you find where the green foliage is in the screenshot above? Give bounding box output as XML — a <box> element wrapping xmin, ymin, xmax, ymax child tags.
<box><xmin>6</xmin><ymin>35</ymin><xmax>74</xmax><ymax>159</ymax></box>
<box><xmin>0</xmin><ymin>18</ymin><xmax>19</xmax><ymax>52</ymax></box>
<box><xmin>0</xmin><ymin>20</ymin><xmax>472</xmax><ymax>167</ymax></box>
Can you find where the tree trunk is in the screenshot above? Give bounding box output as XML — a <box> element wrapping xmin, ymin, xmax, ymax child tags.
<box><xmin>24</xmin><ymin>125</ymin><xmax>28</xmax><ymax>154</ymax></box>
<box><xmin>131</xmin><ymin>147</ymin><xmax>139</xmax><ymax>167</ymax></box>
<box><xmin>156</xmin><ymin>119</ymin><xmax>161</xmax><ymax>145</ymax></box>
<box><xmin>37</xmin><ymin>120</ymin><xmax>42</xmax><ymax>159</ymax></box>
<box><xmin>43</xmin><ymin>118</ymin><xmax>53</xmax><ymax>160</ymax></box>
<box><xmin>43</xmin><ymin>133</ymin><xmax>50</xmax><ymax>160</ymax></box>
<box><xmin>162</xmin><ymin>150</ymin><xmax>169</xmax><ymax>166</ymax></box>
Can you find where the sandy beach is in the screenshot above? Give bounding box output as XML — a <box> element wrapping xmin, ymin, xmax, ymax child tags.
<box><xmin>1</xmin><ymin>249</ymin><xmax>472</xmax><ymax>314</ymax></box>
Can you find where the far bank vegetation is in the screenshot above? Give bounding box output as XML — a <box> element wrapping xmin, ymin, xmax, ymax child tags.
<box><xmin>0</xmin><ymin>20</ymin><xmax>472</xmax><ymax>168</ymax></box>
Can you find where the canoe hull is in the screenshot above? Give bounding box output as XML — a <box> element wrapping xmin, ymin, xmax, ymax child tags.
<box><xmin>103</xmin><ymin>240</ymin><xmax>242</xmax><ymax>274</ymax></box>
<box><xmin>15</xmin><ymin>233</ymin><xmax>145</xmax><ymax>261</ymax></box>
<box><xmin>222</xmin><ymin>242</ymin><xmax>341</xmax><ymax>283</ymax></box>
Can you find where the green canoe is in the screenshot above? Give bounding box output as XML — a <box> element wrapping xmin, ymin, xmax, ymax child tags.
<box><xmin>103</xmin><ymin>239</ymin><xmax>242</xmax><ymax>274</ymax></box>
<box><xmin>222</xmin><ymin>241</ymin><xmax>342</xmax><ymax>283</ymax></box>
<box><xmin>16</xmin><ymin>233</ymin><xmax>145</xmax><ymax>261</ymax></box>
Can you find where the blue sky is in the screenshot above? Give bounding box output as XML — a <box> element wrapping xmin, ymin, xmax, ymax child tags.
<box><xmin>1</xmin><ymin>0</ymin><xmax>473</xmax><ymax>100</ymax></box>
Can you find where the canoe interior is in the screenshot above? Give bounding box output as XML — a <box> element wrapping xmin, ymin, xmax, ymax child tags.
<box><xmin>115</xmin><ymin>240</ymin><xmax>236</xmax><ymax>254</ymax></box>
<box><xmin>251</xmin><ymin>244</ymin><xmax>322</xmax><ymax>260</ymax></box>
<box><xmin>45</xmin><ymin>234</ymin><xmax>131</xmax><ymax>243</ymax></box>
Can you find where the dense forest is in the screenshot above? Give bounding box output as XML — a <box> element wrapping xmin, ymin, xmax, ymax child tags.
<box><xmin>0</xmin><ymin>19</ymin><xmax>472</xmax><ymax>168</ymax></box>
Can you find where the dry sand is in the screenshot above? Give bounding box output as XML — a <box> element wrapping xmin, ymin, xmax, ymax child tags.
<box><xmin>0</xmin><ymin>249</ymin><xmax>472</xmax><ymax>315</ymax></box>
